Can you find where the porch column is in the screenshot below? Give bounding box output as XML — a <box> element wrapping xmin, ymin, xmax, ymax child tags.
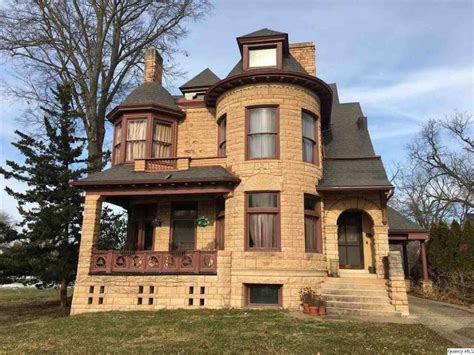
<box><xmin>75</xmin><ymin>194</ymin><xmax>103</xmax><ymax>279</ymax></box>
<box><xmin>402</xmin><ymin>243</ymin><xmax>409</xmax><ymax>279</ymax></box>
<box><xmin>420</xmin><ymin>241</ymin><xmax>429</xmax><ymax>282</ymax></box>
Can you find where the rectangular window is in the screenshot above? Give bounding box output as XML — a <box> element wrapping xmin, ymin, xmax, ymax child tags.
<box><xmin>302</xmin><ymin>111</ymin><xmax>318</xmax><ymax>164</ymax></box>
<box><xmin>249</xmin><ymin>47</ymin><xmax>277</xmax><ymax>68</ymax></box>
<box><xmin>246</xmin><ymin>192</ymin><xmax>280</xmax><ymax>250</ymax></box>
<box><xmin>247</xmin><ymin>107</ymin><xmax>278</xmax><ymax>159</ymax></box>
<box><xmin>152</xmin><ymin>120</ymin><xmax>173</xmax><ymax>158</ymax></box>
<box><xmin>246</xmin><ymin>284</ymin><xmax>281</xmax><ymax>306</ymax></box>
<box><xmin>304</xmin><ymin>195</ymin><xmax>322</xmax><ymax>253</ymax></box>
<box><xmin>217</xmin><ymin>115</ymin><xmax>227</xmax><ymax>156</ymax></box>
<box><xmin>126</xmin><ymin>119</ymin><xmax>147</xmax><ymax>161</ymax></box>
<box><xmin>113</xmin><ymin>122</ymin><xmax>122</xmax><ymax>164</ymax></box>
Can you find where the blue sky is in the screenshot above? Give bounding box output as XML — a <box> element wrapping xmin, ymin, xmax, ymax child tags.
<box><xmin>1</xmin><ymin>0</ymin><xmax>473</xmax><ymax>221</ymax></box>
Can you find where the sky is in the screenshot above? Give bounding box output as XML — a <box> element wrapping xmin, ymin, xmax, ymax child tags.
<box><xmin>0</xmin><ymin>0</ymin><xmax>473</xmax><ymax>221</ymax></box>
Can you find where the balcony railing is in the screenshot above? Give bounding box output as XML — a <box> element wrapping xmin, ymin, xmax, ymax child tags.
<box><xmin>145</xmin><ymin>157</ymin><xmax>178</xmax><ymax>171</ymax></box>
<box><xmin>134</xmin><ymin>156</ymin><xmax>228</xmax><ymax>172</ymax></box>
<box><xmin>90</xmin><ymin>250</ymin><xmax>217</xmax><ymax>275</ymax></box>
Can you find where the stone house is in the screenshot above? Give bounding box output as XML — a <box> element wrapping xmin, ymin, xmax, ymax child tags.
<box><xmin>71</xmin><ymin>29</ymin><xmax>429</xmax><ymax>316</ymax></box>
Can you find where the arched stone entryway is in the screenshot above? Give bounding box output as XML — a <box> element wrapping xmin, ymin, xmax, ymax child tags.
<box><xmin>324</xmin><ymin>195</ymin><xmax>389</xmax><ymax>277</ymax></box>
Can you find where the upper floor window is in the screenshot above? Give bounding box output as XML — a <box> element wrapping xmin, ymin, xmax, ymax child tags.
<box><xmin>246</xmin><ymin>106</ymin><xmax>279</xmax><ymax>159</ymax></box>
<box><xmin>304</xmin><ymin>194</ymin><xmax>322</xmax><ymax>253</ymax></box>
<box><xmin>126</xmin><ymin>119</ymin><xmax>147</xmax><ymax>161</ymax></box>
<box><xmin>302</xmin><ymin>110</ymin><xmax>319</xmax><ymax>164</ymax></box>
<box><xmin>152</xmin><ymin>120</ymin><xmax>172</xmax><ymax>158</ymax></box>
<box><xmin>217</xmin><ymin>114</ymin><xmax>227</xmax><ymax>157</ymax></box>
<box><xmin>246</xmin><ymin>192</ymin><xmax>280</xmax><ymax>251</ymax></box>
<box><xmin>248</xmin><ymin>47</ymin><xmax>277</xmax><ymax>68</ymax></box>
<box><xmin>113</xmin><ymin>121</ymin><xmax>122</xmax><ymax>165</ymax></box>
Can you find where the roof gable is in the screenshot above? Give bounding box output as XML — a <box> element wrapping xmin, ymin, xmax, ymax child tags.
<box><xmin>180</xmin><ymin>68</ymin><xmax>220</xmax><ymax>92</ymax></box>
<box><xmin>239</xmin><ymin>28</ymin><xmax>286</xmax><ymax>38</ymax></box>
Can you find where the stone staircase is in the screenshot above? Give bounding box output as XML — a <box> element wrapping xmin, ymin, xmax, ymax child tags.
<box><xmin>321</xmin><ymin>270</ymin><xmax>399</xmax><ymax>317</ymax></box>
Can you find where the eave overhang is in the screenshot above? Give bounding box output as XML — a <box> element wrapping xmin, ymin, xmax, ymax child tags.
<box><xmin>388</xmin><ymin>229</ymin><xmax>429</xmax><ymax>241</ymax></box>
<box><xmin>205</xmin><ymin>70</ymin><xmax>333</xmax><ymax>129</ymax></box>
<box><xmin>107</xmin><ymin>104</ymin><xmax>185</xmax><ymax>122</ymax></box>
<box><xmin>317</xmin><ymin>185</ymin><xmax>394</xmax><ymax>192</ymax></box>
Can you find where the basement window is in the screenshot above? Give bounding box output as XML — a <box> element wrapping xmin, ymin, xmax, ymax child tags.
<box><xmin>246</xmin><ymin>284</ymin><xmax>282</xmax><ymax>307</ymax></box>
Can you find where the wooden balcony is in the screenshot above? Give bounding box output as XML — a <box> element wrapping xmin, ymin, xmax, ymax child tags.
<box><xmin>134</xmin><ymin>156</ymin><xmax>227</xmax><ymax>172</ymax></box>
<box><xmin>90</xmin><ymin>250</ymin><xmax>217</xmax><ymax>275</ymax></box>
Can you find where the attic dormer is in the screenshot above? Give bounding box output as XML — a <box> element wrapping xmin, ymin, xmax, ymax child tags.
<box><xmin>237</xmin><ymin>28</ymin><xmax>288</xmax><ymax>70</ymax></box>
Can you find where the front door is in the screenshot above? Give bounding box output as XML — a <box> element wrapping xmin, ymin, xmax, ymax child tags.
<box><xmin>338</xmin><ymin>211</ymin><xmax>364</xmax><ymax>269</ymax></box>
<box><xmin>170</xmin><ymin>202</ymin><xmax>197</xmax><ymax>252</ymax></box>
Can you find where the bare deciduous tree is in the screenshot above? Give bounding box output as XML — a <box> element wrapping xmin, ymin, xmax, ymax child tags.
<box><xmin>0</xmin><ymin>0</ymin><xmax>211</xmax><ymax>172</ymax></box>
<box><xmin>391</xmin><ymin>112</ymin><xmax>473</xmax><ymax>227</ymax></box>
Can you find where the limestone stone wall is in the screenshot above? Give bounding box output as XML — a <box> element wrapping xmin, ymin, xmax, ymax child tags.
<box><xmin>216</xmin><ymin>83</ymin><xmax>327</xmax><ymax>309</ymax></box>
<box><xmin>177</xmin><ymin>107</ymin><xmax>217</xmax><ymax>157</ymax></box>
<box><xmin>386</xmin><ymin>251</ymin><xmax>409</xmax><ymax>315</ymax></box>
<box><xmin>289</xmin><ymin>42</ymin><xmax>316</xmax><ymax>76</ymax></box>
<box><xmin>323</xmin><ymin>193</ymin><xmax>390</xmax><ymax>277</ymax></box>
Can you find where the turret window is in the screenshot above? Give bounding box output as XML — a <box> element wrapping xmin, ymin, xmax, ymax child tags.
<box><xmin>246</xmin><ymin>192</ymin><xmax>280</xmax><ymax>251</ymax></box>
<box><xmin>217</xmin><ymin>114</ymin><xmax>227</xmax><ymax>157</ymax></box>
<box><xmin>246</xmin><ymin>106</ymin><xmax>279</xmax><ymax>159</ymax></box>
<box><xmin>126</xmin><ymin>119</ymin><xmax>147</xmax><ymax>161</ymax></box>
<box><xmin>152</xmin><ymin>120</ymin><xmax>173</xmax><ymax>158</ymax></box>
<box><xmin>302</xmin><ymin>110</ymin><xmax>319</xmax><ymax>164</ymax></box>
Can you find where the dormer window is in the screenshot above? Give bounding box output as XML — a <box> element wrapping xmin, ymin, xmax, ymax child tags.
<box><xmin>248</xmin><ymin>47</ymin><xmax>277</xmax><ymax>68</ymax></box>
<box><xmin>243</xmin><ymin>43</ymin><xmax>282</xmax><ymax>70</ymax></box>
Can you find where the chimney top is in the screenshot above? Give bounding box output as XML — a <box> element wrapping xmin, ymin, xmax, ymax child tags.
<box><xmin>289</xmin><ymin>42</ymin><xmax>316</xmax><ymax>76</ymax></box>
<box><xmin>144</xmin><ymin>48</ymin><xmax>163</xmax><ymax>84</ymax></box>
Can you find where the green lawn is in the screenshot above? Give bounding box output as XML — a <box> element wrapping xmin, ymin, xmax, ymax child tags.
<box><xmin>0</xmin><ymin>288</ymin><xmax>453</xmax><ymax>354</ymax></box>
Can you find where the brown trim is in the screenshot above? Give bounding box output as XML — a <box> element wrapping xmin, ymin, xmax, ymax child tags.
<box><xmin>217</xmin><ymin>114</ymin><xmax>227</xmax><ymax>157</ymax></box>
<box><xmin>84</xmin><ymin>186</ymin><xmax>235</xmax><ymax>196</ymax></box>
<box><xmin>244</xmin><ymin>284</ymin><xmax>283</xmax><ymax>308</ymax></box>
<box><xmin>323</xmin><ymin>156</ymin><xmax>382</xmax><ymax>161</ymax></box>
<box><xmin>72</xmin><ymin>175</ymin><xmax>240</xmax><ymax>187</ymax></box>
<box><xmin>245</xmin><ymin>105</ymin><xmax>280</xmax><ymax>160</ymax></box>
<box><xmin>338</xmin><ymin>211</ymin><xmax>365</xmax><ymax>270</ymax></box>
<box><xmin>176</xmin><ymin>99</ymin><xmax>207</xmax><ymax>109</ymax></box>
<box><xmin>107</xmin><ymin>104</ymin><xmax>184</xmax><ymax>122</ymax></box>
<box><xmin>128</xmin><ymin>204</ymin><xmax>156</xmax><ymax>251</ymax></box>
<box><xmin>243</xmin><ymin>42</ymin><xmax>283</xmax><ymax>71</ymax></box>
<box><xmin>317</xmin><ymin>186</ymin><xmax>394</xmax><ymax>192</ymax></box>
<box><xmin>301</xmin><ymin>109</ymin><xmax>320</xmax><ymax>166</ymax></box>
<box><xmin>244</xmin><ymin>191</ymin><xmax>281</xmax><ymax>252</ymax></box>
<box><xmin>237</xmin><ymin>33</ymin><xmax>288</xmax><ymax>54</ymax></box>
<box><xmin>112</xmin><ymin>119</ymin><xmax>122</xmax><ymax>166</ymax></box>
<box><xmin>205</xmin><ymin>70</ymin><xmax>332</xmax><ymax>129</ymax></box>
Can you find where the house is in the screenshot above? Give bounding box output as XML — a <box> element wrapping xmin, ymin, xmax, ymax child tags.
<box><xmin>70</xmin><ymin>29</ymin><xmax>429</xmax><ymax>316</ymax></box>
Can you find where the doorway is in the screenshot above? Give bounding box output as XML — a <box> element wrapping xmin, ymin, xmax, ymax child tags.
<box><xmin>338</xmin><ymin>211</ymin><xmax>364</xmax><ymax>269</ymax></box>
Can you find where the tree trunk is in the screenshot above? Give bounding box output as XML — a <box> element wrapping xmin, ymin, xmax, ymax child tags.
<box><xmin>60</xmin><ymin>279</ymin><xmax>69</xmax><ymax>308</ymax></box>
<box><xmin>86</xmin><ymin>111</ymin><xmax>106</xmax><ymax>173</ymax></box>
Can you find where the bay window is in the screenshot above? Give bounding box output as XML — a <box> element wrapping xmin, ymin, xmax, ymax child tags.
<box><xmin>126</xmin><ymin>119</ymin><xmax>147</xmax><ymax>161</ymax></box>
<box><xmin>246</xmin><ymin>192</ymin><xmax>280</xmax><ymax>250</ymax></box>
<box><xmin>304</xmin><ymin>194</ymin><xmax>322</xmax><ymax>253</ymax></box>
<box><xmin>113</xmin><ymin>122</ymin><xmax>122</xmax><ymax>165</ymax></box>
<box><xmin>302</xmin><ymin>110</ymin><xmax>318</xmax><ymax>164</ymax></box>
<box><xmin>152</xmin><ymin>120</ymin><xmax>173</xmax><ymax>158</ymax></box>
<box><xmin>247</xmin><ymin>106</ymin><xmax>279</xmax><ymax>159</ymax></box>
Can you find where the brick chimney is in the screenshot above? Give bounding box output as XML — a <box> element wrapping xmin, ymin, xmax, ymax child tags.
<box><xmin>289</xmin><ymin>42</ymin><xmax>316</xmax><ymax>76</ymax></box>
<box><xmin>144</xmin><ymin>48</ymin><xmax>163</xmax><ymax>84</ymax></box>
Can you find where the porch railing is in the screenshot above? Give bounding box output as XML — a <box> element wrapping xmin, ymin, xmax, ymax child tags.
<box><xmin>145</xmin><ymin>157</ymin><xmax>178</xmax><ymax>171</ymax></box>
<box><xmin>90</xmin><ymin>250</ymin><xmax>217</xmax><ymax>275</ymax></box>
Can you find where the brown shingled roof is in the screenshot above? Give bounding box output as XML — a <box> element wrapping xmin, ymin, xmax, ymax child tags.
<box><xmin>123</xmin><ymin>82</ymin><xmax>180</xmax><ymax>111</ymax></box>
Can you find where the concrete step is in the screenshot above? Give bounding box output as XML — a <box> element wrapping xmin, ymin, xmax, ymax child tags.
<box><xmin>324</xmin><ymin>277</ymin><xmax>385</xmax><ymax>285</ymax></box>
<box><xmin>321</xmin><ymin>288</ymin><xmax>389</xmax><ymax>297</ymax></box>
<box><xmin>327</xmin><ymin>307</ymin><xmax>399</xmax><ymax>317</ymax></box>
<box><xmin>322</xmin><ymin>294</ymin><xmax>391</xmax><ymax>304</ymax></box>
<box><xmin>339</xmin><ymin>270</ymin><xmax>377</xmax><ymax>278</ymax></box>
<box><xmin>321</xmin><ymin>282</ymin><xmax>386</xmax><ymax>290</ymax></box>
<box><xmin>327</xmin><ymin>300</ymin><xmax>394</xmax><ymax>311</ymax></box>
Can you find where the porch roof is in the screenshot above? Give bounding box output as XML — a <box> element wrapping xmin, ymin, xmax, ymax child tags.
<box><xmin>387</xmin><ymin>207</ymin><xmax>429</xmax><ymax>241</ymax></box>
<box><xmin>71</xmin><ymin>165</ymin><xmax>240</xmax><ymax>188</ymax></box>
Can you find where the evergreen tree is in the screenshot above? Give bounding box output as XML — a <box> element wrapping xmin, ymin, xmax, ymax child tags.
<box><xmin>0</xmin><ymin>83</ymin><xmax>86</xmax><ymax>307</ymax></box>
<box><xmin>97</xmin><ymin>206</ymin><xmax>128</xmax><ymax>251</ymax></box>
